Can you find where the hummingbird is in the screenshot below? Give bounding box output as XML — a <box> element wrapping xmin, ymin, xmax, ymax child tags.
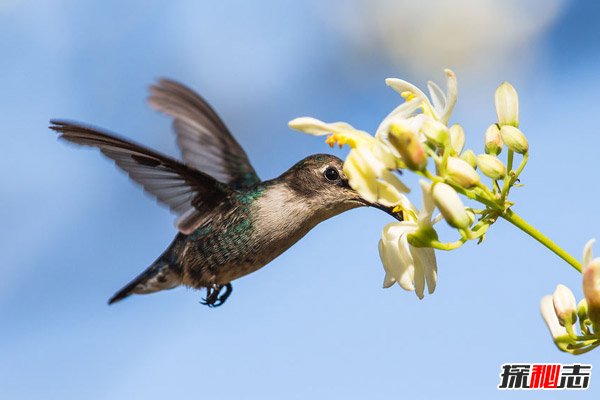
<box><xmin>50</xmin><ymin>79</ymin><xmax>401</xmax><ymax>307</ymax></box>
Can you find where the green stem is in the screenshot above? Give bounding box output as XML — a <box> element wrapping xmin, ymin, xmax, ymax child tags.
<box><xmin>501</xmin><ymin>209</ymin><xmax>582</xmax><ymax>272</ymax></box>
<box><xmin>501</xmin><ymin>152</ymin><xmax>528</xmax><ymax>203</ymax></box>
<box><xmin>575</xmin><ymin>334</ymin><xmax>600</xmax><ymax>342</ymax></box>
<box><xmin>464</xmin><ymin>222</ymin><xmax>490</xmax><ymax>241</ymax></box>
<box><xmin>428</xmin><ymin>239</ymin><xmax>466</xmax><ymax>251</ymax></box>
<box><xmin>476</xmin><ymin>182</ymin><xmax>496</xmax><ymax>201</ymax></box>
<box><xmin>569</xmin><ymin>341</ymin><xmax>600</xmax><ymax>355</ymax></box>
<box><xmin>500</xmin><ymin>150</ymin><xmax>514</xmax><ymax>202</ymax></box>
<box><xmin>513</xmin><ymin>152</ymin><xmax>529</xmax><ymax>180</ymax></box>
<box><xmin>506</xmin><ymin>149</ymin><xmax>514</xmax><ymax>172</ymax></box>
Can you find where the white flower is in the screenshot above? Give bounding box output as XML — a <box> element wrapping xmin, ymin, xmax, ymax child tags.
<box><xmin>374</xmin><ymin>69</ymin><xmax>458</xmax><ymax>158</ymax></box>
<box><xmin>378</xmin><ymin>181</ymin><xmax>437</xmax><ymax>299</ymax></box>
<box><xmin>384</xmin><ymin>69</ymin><xmax>458</xmax><ymax>126</ymax></box>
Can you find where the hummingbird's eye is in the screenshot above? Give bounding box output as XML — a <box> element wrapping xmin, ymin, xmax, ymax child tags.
<box><xmin>324</xmin><ymin>167</ymin><xmax>340</xmax><ymax>181</ymax></box>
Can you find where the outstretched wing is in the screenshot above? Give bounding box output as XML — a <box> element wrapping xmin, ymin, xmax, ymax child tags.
<box><xmin>50</xmin><ymin>120</ymin><xmax>233</xmax><ymax>235</ymax></box>
<box><xmin>148</xmin><ymin>79</ymin><xmax>260</xmax><ymax>189</ymax></box>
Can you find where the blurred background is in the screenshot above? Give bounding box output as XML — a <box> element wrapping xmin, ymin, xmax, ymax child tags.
<box><xmin>1</xmin><ymin>0</ymin><xmax>599</xmax><ymax>398</ymax></box>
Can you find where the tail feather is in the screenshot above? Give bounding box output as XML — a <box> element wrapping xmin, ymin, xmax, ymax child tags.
<box><xmin>108</xmin><ymin>259</ymin><xmax>180</xmax><ymax>305</ymax></box>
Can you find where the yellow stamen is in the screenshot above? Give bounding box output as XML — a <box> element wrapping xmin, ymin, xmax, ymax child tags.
<box><xmin>390</xmin><ymin>205</ymin><xmax>406</xmax><ymax>221</ymax></box>
<box><xmin>401</xmin><ymin>91</ymin><xmax>416</xmax><ymax>101</ymax></box>
<box><xmin>324</xmin><ymin>132</ymin><xmax>364</xmax><ymax>149</ymax></box>
<box><xmin>420</xmin><ymin>101</ymin><xmax>436</xmax><ymax>119</ymax></box>
<box><xmin>325</xmin><ymin>134</ymin><xmax>337</xmax><ymax>147</ymax></box>
<box><xmin>404</xmin><ymin>209</ymin><xmax>419</xmax><ymax>222</ymax></box>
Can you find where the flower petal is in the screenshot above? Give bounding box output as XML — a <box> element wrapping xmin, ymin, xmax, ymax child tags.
<box><xmin>383</xmin><ymin>221</ymin><xmax>418</xmax><ymax>237</ymax></box>
<box><xmin>381</xmin><ymin>223</ymin><xmax>418</xmax><ymax>291</ymax></box>
<box><xmin>583</xmin><ymin>238</ymin><xmax>596</xmax><ymax>270</ymax></box>
<box><xmin>382</xmin><ymin>273</ymin><xmax>396</xmax><ymax>289</ymax></box>
<box><xmin>288</xmin><ymin>117</ymin><xmax>348</xmax><ymax>136</ymax></box>
<box><xmin>412</xmin><ymin>248</ymin><xmax>426</xmax><ymax>299</ymax></box>
<box><xmin>540</xmin><ymin>295</ymin><xmax>568</xmax><ymax>339</ymax></box>
<box><xmin>378</xmin><ymin>239</ymin><xmax>396</xmax><ymax>288</ymax></box>
<box><xmin>380</xmin><ymin>169</ymin><xmax>410</xmax><ymax>194</ymax></box>
<box><xmin>385</xmin><ymin>78</ymin><xmax>431</xmax><ymax>109</ymax></box>
<box><xmin>440</xmin><ymin>69</ymin><xmax>458</xmax><ymax>124</ymax></box>
<box><xmin>552</xmin><ymin>284</ymin><xmax>577</xmax><ymax>326</ymax></box>
<box><xmin>396</xmin><ymin>233</ymin><xmax>416</xmax><ymax>291</ymax></box>
<box><xmin>382</xmin><ymin>232</ymin><xmax>408</xmax><ymax>288</ymax></box>
<box><xmin>410</xmin><ymin>246</ymin><xmax>438</xmax><ymax>295</ymax></box>
<box><xmin>375</xmin><ymin>97</ymin><xmax>422</xmax><ymax>139</ymax></box>
<box><xmin>288</xmin><ymin>117</ymin><xmax>374</xmax><ymax>148</ymax></box>
<box><xmin>418</xmin><ymin>179</ymin><xmax>435</xmax><ymax>225</ymax></box>
<box><xmin>344</xmin><ymin>151</ymin><xmax>378</xmax><ymax>203</ymax></box>
<box><xmin>354</xmin><ymin>146</ymin><xmax>387</xmax><ymax>176</ymax></box>
<box><xmin>376</xmin><ymin>180</ymin><xmax>404</xmax><ymax>207</ymax></box>
<box><xmin>369</xmin><ymin>141</ymin><xmax>398</xmax><ymax>170</ymax></box>
<box><xmin>582</xmin><ymin>258</ymin><xmax>600</xmax><ymax>325</ymax></box>
<box><xmin>422</xmin><ymin>248</ymin><xmax>438</xmax><ymax>294</ymax></box>
<box><xmin>427</xmin><ymin>80</ymin><xmax>446</xmax><ymax>117</ymax></box>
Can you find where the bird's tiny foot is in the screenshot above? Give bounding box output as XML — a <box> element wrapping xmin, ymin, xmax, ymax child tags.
<box><xmin>200</xmin><ymin>283</ymin><xmax>233</xmax><ymax>307</ymax></box>
<box><xmin>200</xmin><ymin>285</ymin><xmax>219</xmax><ymax>306</ymax></box>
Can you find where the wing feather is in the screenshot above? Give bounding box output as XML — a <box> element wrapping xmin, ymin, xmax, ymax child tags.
<box><xmin>50</xmin><ymin>120</ymin><xmax>232</xmax><ymax>234</ymax></box>
<box><xmin>148</xmin><ymin>79</ymin><xmax>260</xmax><ymax>189</ymax></box>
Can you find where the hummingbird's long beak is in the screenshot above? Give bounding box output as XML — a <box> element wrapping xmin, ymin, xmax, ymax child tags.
<box><xmin>369</xmin><ymin>202</ymin><xmax>404</xmax><ymax>221</ymax></box>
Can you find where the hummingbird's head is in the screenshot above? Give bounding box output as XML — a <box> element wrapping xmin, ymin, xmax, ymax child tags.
<box><xmin>282</xmin><ymin>154</ymin><xmax>403</xmax><ymax>221</ymax></box>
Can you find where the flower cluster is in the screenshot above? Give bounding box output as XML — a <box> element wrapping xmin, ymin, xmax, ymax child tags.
<box><xmin>289</xmin><ymin>69</ymin><xmax>530</xmax><ymax>300</ymax></box>
<box><xmin>288</xmin><ymin>68</ymin><xmax>600</xmax><ymax>356</ymax></box>
<box><xmin>540</xmin><ymin>240</ymin><xmax>600</xmax><ymax>354</ymax></box>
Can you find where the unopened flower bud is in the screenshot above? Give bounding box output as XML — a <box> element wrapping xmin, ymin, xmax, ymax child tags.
<box><xmin>449</xmin><ymin>124</ymin><xmax>465</xmax><ymax>155</ymax></box>
<box><xmin>541</xmin><ymin>295</ymin><xmax>568</xmax><ymax>341</ymax></box>
<box><xmin>421</xmin><ymin>119</ymin><xmax>449</xmax><ymax>147</ymax></box>
<box><xmin>577</xmin><ymin>299</ymin><xmax>588</xmax><ymax>323</ymax></box>
<box><xmin>446</xmin><ymin>157</ymin><xmax>480</xmax><ymax>188</ymax></box>
<box><xmin>431</xmin><ymin>182</ymin><xmax>470</xmax><ymax>229</ymax></box>
<box><xmin>460</xmin><ymin>149</ymin><xmax>477</xmax><ymax>168</ymax></box>
<box><xmin>552</xmin><ymin>284</ymin><xmax>577</xmax><ymax>326</ymax></box>
<box><xmin>484</xmin><ymin>124</ymin><xmax>503</xmax><ymax>155</ymax></box>
<box><xmin>500</xmin><ymin>125</ymin><xmax>528</xmax><ymax>154</ymax></box>
<box><xmin>476</xmin><ymin>154</ymin><xmax>506</xmax><ymax>180</ymax></box>
<box><xmin>582</xmin><ymin>258</ymin><xmax>600</xmax><ymax>325</ymax></box>
<box><xmin>388</xmin><ymin>123</ymin><xmax>427</xmax><ymax>171</ymax></box>
<box><xmin>494</xmin><ymin>82</ymin><xmax>519</xmax><ymax>127</ymax></box>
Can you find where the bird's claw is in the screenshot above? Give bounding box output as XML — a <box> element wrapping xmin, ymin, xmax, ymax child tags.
<box><xmin>201</xmin><ymin>283</ymin><xmax>233</xmax><ymax>307</ymax></box>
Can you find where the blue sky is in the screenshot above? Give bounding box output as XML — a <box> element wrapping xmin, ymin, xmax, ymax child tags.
<box><xmin>1</xmin><ymin>1</ymin><xmax>600</xmax><ymax>398</ymax></box>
